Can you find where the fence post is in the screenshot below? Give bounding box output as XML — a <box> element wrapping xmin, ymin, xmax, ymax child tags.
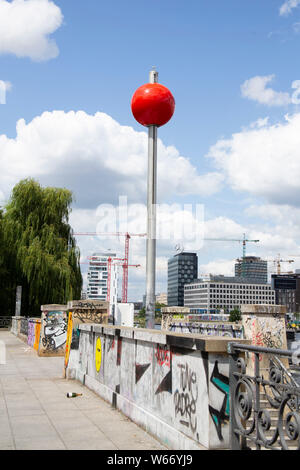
<box><xmin>228</xmin><ymin>342</ymin><xmax>241</xmax><ymax>450</ymax></box>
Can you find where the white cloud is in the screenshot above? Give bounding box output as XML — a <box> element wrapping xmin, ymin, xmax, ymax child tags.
<box><xmin>0</xmin><ymin>110</ymin><xmax>223</xmax><ymax>207</ymax></box>
<box><xmin>207</xmin><ymin>112</ymin><xmax>300</xmax><ymax>206</ymax></box>
<box><xmin>245</xmin><ymin>203</ymin><xmax>300</xmax><ymax>225</ymax></box>
<box><xmin>280</xmin><ymin>0</ymin><xmax>300</xmax><ymax>16</ymax></box>
<box><xmin>248</xmin><ymin>117</ymin><xmax>270</xmax><ymax>129</ymax></box>
<box><xmin>241</xmin><ymin>75</ymin><xmax>291</xmax><ymax>107</ymax></box>
<box><xmin>71</xmin><ymin>202</ymin><xmax>300</xmax><ymax>299</ymax></box>
<box><xmin>0</xmin><ymin>0</ymin><xmax>63</xmax><ymax>61</ymax></box>
<box><xmin>199</xmin><ymin>259</ymin><xmax>235</xmax><ymax>277</ymax></box>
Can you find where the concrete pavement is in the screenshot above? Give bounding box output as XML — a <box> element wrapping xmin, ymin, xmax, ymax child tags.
<box><xmin>0</xmin><ymin>331</ymin><xmax>167</xmax><ymax>450</ymax></box>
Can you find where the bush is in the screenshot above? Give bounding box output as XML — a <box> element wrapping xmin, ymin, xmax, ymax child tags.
<box><xmin>229</xmin><ymin>308</ymin><xmax>241</xmax><ymax>323</ymax></box>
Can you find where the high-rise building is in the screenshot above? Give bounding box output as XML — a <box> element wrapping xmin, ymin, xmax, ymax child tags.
<box><xmin>271</xmin><ymin>273</ymin><xmax>300</xmax><ymax>313</ymax></box>
<box><xmin>184</xmin><ymin>275</ymin><xmax>275</xmax><ymax>314</ymax></box>
<box><xmin>168</xmin><ymin>252</ymin><xmax>198</xmax><ymax>306</ymax></box>
<box><xmin>87</xmin><ymin>252</ymin><xmax>118</xmax><ymax>315</ymax></box>
<box><xmin>235</xmin><ymin>256</ymin><xmax>268</xmax><ymax>283</ymax></box>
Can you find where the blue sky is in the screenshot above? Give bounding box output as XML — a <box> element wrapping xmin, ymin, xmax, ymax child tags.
<box><xmin>1</xmin><ymin>0</ymin><xmax>300</xmax><ymax>300</ymax></box>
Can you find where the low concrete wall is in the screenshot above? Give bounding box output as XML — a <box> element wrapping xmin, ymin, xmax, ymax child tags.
<box><xmin>39</xmin><ymin>305</ymin><xmax>68</xmax><ymax>357</ymax></box>
<box><xmin>66</xmin><ymin>324</ymin><xmax>249</xmax><ymax>450</ymax></box>
<box><xmin>161</xmin><ymin>312</ymin><xmax>243</xmax><ymax>338</ymax></box>
<box><xmin>11</xmin><ymin>317</ymin><xmax>22</xmax><ymax>336</ymax></box>
<box><xmin>12</xmin><ymin>317</ymin><xmax>41</xmax><ymax>351</ymax></box>
<box><xmin>242</xmin><ymin>304</ymin><xmax>288</xmax><ymax>373</ymax></box>
<box><xmin>166</xmin><ymin>321</ymin><xmax>243</xmax><ymax>338</ymax></box>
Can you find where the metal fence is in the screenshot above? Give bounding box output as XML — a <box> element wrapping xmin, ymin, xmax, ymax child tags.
<box><xmin>0</xmin><ymin>316</ymin><xmax>13</xmax><ymax>329</ymax></box>
<box><xmin>228</xmin><ymin>342</ymin><xmax>300</xmax><ymax>450</ymax></box>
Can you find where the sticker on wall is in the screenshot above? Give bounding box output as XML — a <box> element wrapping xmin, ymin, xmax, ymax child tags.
<box><xmin>64</xmin><ymin>312</ymin><xmax>73</xmax><ymax>368</ymax></box>
<box><xmin>33</xmin><ymin>322</ymin><xmax>41</xmax><ymax>351</ymax></box>
<box><xmin>95</xmin><ymin>337</ymin><xmax>102</xmax><ymax>373</ymax></box>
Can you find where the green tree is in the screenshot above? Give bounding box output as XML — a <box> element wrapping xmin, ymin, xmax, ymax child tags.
<box><xmin>137</xmin><ymin>306</ymin><xmax>146</xmax><ymax>328</ymax></box>
<box><xmin>0</xmin><ymin>209</ymin><xmax>14</xmax><ymax>314</ymax></box>
<box><xmin>2</xmin><ymin>178</ymin><xmax>82</xmax><ymax>316</ymax></box>
<box><xmin>155</xmin><ymin>302</ymin><xmax>166</xmax><ymax>320</ymax></box>
<box><xmin>229</xmin><ymin>307</ymin><xmax>242</xmax><ymax>323</ymax></box>
<box><xmin>137</xmin><ymin>303</ymin><xmax>166</xmax><ymax>328</ymax></box>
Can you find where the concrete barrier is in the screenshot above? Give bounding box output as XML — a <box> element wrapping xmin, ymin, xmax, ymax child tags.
<box><xmin>165</xmin><ymin>321</ymin><xmax>243</xmax><ymax>338</ymax></box>
<box><xmin>28</xmin><ymin>318</ymin><xmax>41</xmax><ymax>349</ymax></box>
<box><xmin>11</xmin><ymin>317</ymin><xmax>41</xmax><ymax>350</ymax></box>
<box><xmin>39</xmin><ymin>305</ymin><xmax>68</xmax><ymax>357</ymax></box>
<box><xmin>65</xmin><ymin>324</ymin><xmax>249</xmax><ymax>450</ymax></box>
<box><xmin>11</xmin><ymin>317</ymin><xmax>22</xmax><ymax>336</ymax></box>
<box><xmin>242</xmin><ymin>304</ymin><xmax>288</xmax><ymax>373</ymax></box>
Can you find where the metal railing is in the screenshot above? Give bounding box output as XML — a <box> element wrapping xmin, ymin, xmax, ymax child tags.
<box><xmin>0</xmin><ymin>316</ymin><xmax>12</xmax><ymax>329</ymax></box>
<box><xmin>228</xmin><ymin>342</ymin><xmax>300</xmax><ymax>450</ymax></box>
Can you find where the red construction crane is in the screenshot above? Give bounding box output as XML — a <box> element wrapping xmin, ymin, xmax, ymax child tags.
<box><xmin>107</xmin><ymin>256</ymin><xmax>140</xmax><ymax>303</ymax></box>
<box><xmin>74</xmin><ymin>232</ymin><xmax>146</xmax><ymax>303</ymax></box>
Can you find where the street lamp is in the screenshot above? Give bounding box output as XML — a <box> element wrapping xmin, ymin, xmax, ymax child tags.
<box><xmin>131</xmin><ymin>68</ymin><xmax>175</xmax><ymax>328</ymax></box>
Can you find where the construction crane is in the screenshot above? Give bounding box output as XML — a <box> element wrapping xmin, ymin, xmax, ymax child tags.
<box><xmin>74</xmin><ymin>232</ymin><xmax>146</xmax><ymax>303</ymax></box>
<box><xmin>203</xmin><ymin>233</ymin><xmax>259</xmax><ymax>260</ymax></box>
<box><xmin>176</xmin><ymin>234</ymin><xmax>259</xmax><ymax>276</ymax></box>
<box><xmin>267</xmin><ymin>254</ymin><xmax>294</xmax><ymax>275</ymax></box>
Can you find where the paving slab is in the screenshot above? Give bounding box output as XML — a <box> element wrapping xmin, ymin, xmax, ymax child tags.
<box><xmin>0</xmin><ymin>331</ymin><xmax>167</xmax><ymax>451</ymax></box>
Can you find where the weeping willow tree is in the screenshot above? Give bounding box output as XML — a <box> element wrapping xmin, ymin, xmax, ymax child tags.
<box><xmin>0</xmin><ymin>208</ymin><xmax>14</xmax><ymax>313</ymax></box>
<box><xmin>3</xmin><ymin>179</ymin><xmax>82</xmax><ymax>316</ymax></box>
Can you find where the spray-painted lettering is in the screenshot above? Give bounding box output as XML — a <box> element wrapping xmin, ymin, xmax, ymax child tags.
<box><xmin>174</xmin><ymin>363</ymin><xmax>198</xmax><ymax>433</ymax></box>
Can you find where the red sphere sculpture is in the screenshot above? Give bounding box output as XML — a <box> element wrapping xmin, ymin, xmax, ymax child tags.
<box><xmin>131</xmin><ymin>83</ymin><xmax>175</xmax><ymax>127</ymax></box>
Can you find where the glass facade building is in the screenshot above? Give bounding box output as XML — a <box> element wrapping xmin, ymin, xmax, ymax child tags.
<box><xmin>87</xmin><ymin>252</ymin><xmax>118</xmax><ymax>315</ymax></box>
<box><xmin>235</xmin><ymin>256</ymin><xmax>268</xmax><ymax>283</ymax></box>
<box><xmin>167</xmin><ymin>252</ymin><xmax>198</xmax><ymax>306</ymax></box>
<box><xmin>271</xmin><ymin>274</ymin><xmax>300</xmax><ymax>313</ymax></box>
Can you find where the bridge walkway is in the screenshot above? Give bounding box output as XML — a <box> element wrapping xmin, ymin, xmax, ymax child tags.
<box><xmin>0</xmin><ymin>331</ymin><xmax>167</xmax><ymax>451</ymax></box>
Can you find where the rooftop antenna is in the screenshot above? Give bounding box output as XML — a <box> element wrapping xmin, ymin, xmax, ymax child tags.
<box><xmin>175</xmin><ymin>244</ymin><xmax>184</xmax><ymax>254</ymax></box>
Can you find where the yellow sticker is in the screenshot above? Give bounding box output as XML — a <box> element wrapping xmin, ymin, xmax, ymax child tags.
<box><xmin>95</xmin><ymin>337</ymin><xmax>102</xmax><ymax>373</ymax></box>
<box><xmin>64</xmin><ymin>312</ymin><xmax>73</xmax><ymax>368</ymax></box>
<box><xmin>34</xmin><ymin>323</ymin><xmax>41</xmax><ymax>351</ymax></box>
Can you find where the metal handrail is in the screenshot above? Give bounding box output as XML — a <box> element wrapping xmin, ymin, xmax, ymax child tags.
<box><xmin>0</xmin><ymin>316</ymin><xmax>13</xmax><ymax>328</ymax></box>
<box><xmin>228</xmin><ymin>342</ymin><xmax>293</xmax><ymax>357</ymax></box>
<box><xmin>229</xmin><ymin>342</ymin><xmax>300</xmax><ymax>450</ymax></box>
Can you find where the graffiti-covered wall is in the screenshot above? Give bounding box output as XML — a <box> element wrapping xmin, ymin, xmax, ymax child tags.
<box><xmin>64</xmin><ymin>300</ymin><xmax>110</xmax><ymax>373</ymax></box>
<box><xmin>161</xmin><ymin>313</ymin><xmax>243</xmax><ymax>339</ymax></box>
<box><xmin>241</xmin><ymin>304</ymin><xmax>288</xmax><ymax>374</ymax></box>
<box><xmin>66</xmin><ymin>325</ymin><xmax>249</xmax><ymax>450</ymax></box>
<box><xmin>27</xmin><ymin>319</ymin><xmax>41</xmax><ymax>349</ymax></box>
<box><xmin>167</xmin><ymin>321</ymin><xmax>243</xmax><ymax>338</ymax></box>
<box><xmin>11</xmin><ymin>317</ymin><xmax>41</xmax><ymax>351</ymax></box>
<box><xmin>39</xmin><ymin>305</ymin><xmax>68</xmax><ymax>357</ymax></box>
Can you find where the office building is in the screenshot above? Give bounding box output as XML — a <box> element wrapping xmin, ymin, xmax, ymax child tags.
<box><xmin>168</xmin><ymin>252</ymin><xmax>198</xmax><ymax>306</ymax></box>
<box><xmin>271</xmin><ymin>273</ymin><xmax>300</xmax><ymax>313</ymax></box>
<box><xmin>184</xmin><ymin>275</ymin><xmax>275</xmax><ymax>314</ymax></box>
<box><xmin>156</xmin><ymin>293</ymin><xmax>168</xmax><ymax>305</ymax></box>
<box><xmin>235</xmin><ymin>256</ymin><xmax>268</xmax><ymax>283</ymax></box>
<box><xmin>87</xmin><ymin>252</ymin><xmax>118</xmax><ymax>315</ymax></box>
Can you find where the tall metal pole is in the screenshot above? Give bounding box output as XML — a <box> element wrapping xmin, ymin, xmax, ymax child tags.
<box><xmin>145</xmin><ymin>68</ymin><xmax>158</xmax><ymax>329</ymax></box>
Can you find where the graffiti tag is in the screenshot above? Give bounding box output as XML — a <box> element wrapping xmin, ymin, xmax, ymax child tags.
<box><xmin>208</xmin><ymin>361</ymin><xmax>230</xmax><ymax>442</ymax></box>
<box><xmin>174</xmin><ymin>363</ymin><xmax>198</xmax><ymax>433</ymax></box>
<box><xmin>155</xmin><ymin>345</ymin><xmax>171</xmax><ymax>367</ymax></box>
